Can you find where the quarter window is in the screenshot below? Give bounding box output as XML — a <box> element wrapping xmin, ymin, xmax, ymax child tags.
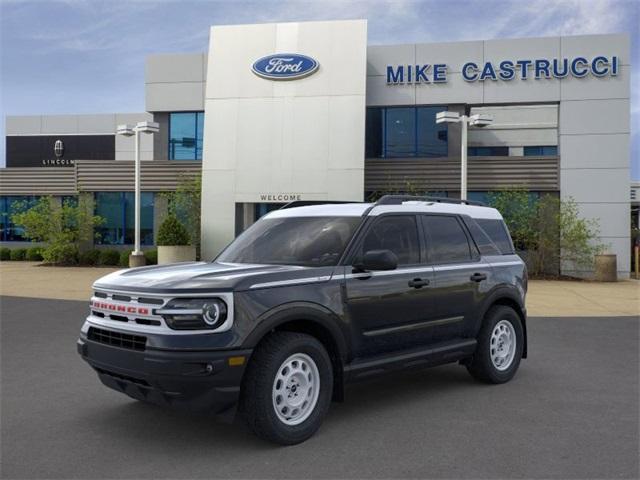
<box><xmin>422</xmin><ymin>215</ymin><xmax>472</xmax><ymax>264</ymax></box>
<box><xmin>359</xmin><ymin>216</ymin><xmax>420</xmax><ymax>265</ymax></box>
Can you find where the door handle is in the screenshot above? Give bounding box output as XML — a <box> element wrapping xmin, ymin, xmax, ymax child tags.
<box><xmin>408</xmin><ymin>278</ymin><xmax>430</xmax><ymax>289</ymax></box>
<box><xmin>470</xmin><ymin>272</ymin><xmax>487</xmax><ymax>282</ymax></box>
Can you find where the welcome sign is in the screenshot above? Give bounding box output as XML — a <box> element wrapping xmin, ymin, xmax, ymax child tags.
<box><xmin>386</xmin><ymin>55</ymin><xmax>620</xmax><ymax>84</ymax></box>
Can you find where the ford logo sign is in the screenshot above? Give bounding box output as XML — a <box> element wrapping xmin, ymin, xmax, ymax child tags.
<box><xmin>252</xmin><ymin>53</ymin><xmax>319</xmax><ymax>80</ymax></box>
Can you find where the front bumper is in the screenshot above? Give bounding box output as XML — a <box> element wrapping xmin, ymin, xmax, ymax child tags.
<box><xmin>77</xmin><ymin>336</ymin><xmax>252</xmax><ymax>415</ymax></box>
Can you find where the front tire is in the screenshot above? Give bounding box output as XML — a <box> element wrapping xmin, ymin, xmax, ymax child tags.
<box><xmin>466</xmin><ymin>305</ymin><xmax>523</xmax><ymax>384</ymax></box>
<box><xmin>240</xmin><ymin>331</ymin><xmax>333</xmax><ymax>445</ymax></box>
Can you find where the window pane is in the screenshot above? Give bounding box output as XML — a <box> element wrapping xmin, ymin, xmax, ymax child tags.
<box><xmin>524</xmin><ymin>145</ymin><xmax>558</xmax><ymax>156</ymax></box>
<box><xmin>169</xmin><ymin>112</ymin><xmax>202</xmax><ymax>160</ymax></box>
<box><xmin>196</xmin><ymin>112</ymin><xmax>204</xmax><ymax>160</ymax></box>
<box><xmin>423</xmin><ymin>215</ymin><xmax>472</xmax><ymax>263</ymax></box>
<box><xmin>469</xmin><ymin>146</ymin><xmax>509</xmax><ymax>156</ymax></box>
<box><xmin>417</xmin><ymin>107</ymin><xmax>447</xmax><ymax>157</ymax></box>
<box><xmin>365</xmin><ymin>108</ymin><xmax>383</xmax><ymax>158</ymax></box>
<box><xmin>95</xmin><ymin>192</ymin><xmax>124</xmax><ymax>245</ymax></box>
<box><xmin>360</xmin><ymin>216</ymin><xmax>420</xmax><ymax>265</ymax></box>
<box><xmin>1</xmin><ymin>196</ymin><xmax>38</xmax><ymax>241</ymax></box>
<box><xmin>124</xmin><ymin>192</ymin><xmax>154</xmax><ymax>245</ymax></box>
<box><xmin>385</xmin><ymin>108</ymin><xmax>415</xmax><ymax>157</ymax></box>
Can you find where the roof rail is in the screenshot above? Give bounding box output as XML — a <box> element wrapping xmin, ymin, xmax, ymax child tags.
<box><xmin>279</xmin><ymin>200</ymin><xmax>362</xmax><ymax>210</ymax></box>
<box><xmin>374</xmin><ymin>195</ymin><xmax>486</xmax><ymax>207</ymax></box>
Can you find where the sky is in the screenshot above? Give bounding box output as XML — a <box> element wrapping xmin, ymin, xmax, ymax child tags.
<box><xmin>1</xmin><ymin>0</ymin><xmax>638</xmax><ymax>177</ymax></box>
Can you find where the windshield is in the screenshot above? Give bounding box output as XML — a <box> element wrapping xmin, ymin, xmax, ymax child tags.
<box><xmin>217</xmin><ymin>216</ymin><xmax>362</xmax><ymax>267</ymax></box>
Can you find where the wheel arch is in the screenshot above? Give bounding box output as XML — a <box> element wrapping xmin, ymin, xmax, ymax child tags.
<box><xmin>479</xmin><ymin>289</ymin><xmax>528</xmax><ymax>359</ymax></box>
<box><xmin>243</xmin><ymin>302</ymin><xmax>350</xmax><ymax>401</ymax></box>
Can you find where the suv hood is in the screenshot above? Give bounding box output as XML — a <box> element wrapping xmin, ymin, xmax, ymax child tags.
<box><xmin>93</xmin><ymin>261</ymin><xmax>314</xmax><ymax>293</ymax></box>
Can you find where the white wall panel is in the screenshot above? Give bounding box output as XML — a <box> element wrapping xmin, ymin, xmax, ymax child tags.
<box><xmin>201</xmin><ymin>20</ymin><xmax>367</xmax><ymax>259</ymax></box>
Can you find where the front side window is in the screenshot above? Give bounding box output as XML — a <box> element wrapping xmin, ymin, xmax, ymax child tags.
<box><xmin>169</xmin><ymin>112</ymin><xmax>204</xmax><ymax>160</ymax></box>
<box><xmin>218</xmin><ymin>216</ymin><xmax>361</xmax><ymax>267</ymax></box>
<box><xmin>359</xmin><ymin>215</ymin><xmax>420</xmax><ymax>265</ymax></box>
<box><xmin>422</xmin><ymin>215</ymin><xmax>472</xmax><ymax>264</ymax></box>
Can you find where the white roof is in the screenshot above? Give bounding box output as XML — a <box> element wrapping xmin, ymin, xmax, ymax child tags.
<box><xmin>264</xmin><ymin>201</ymin><xmax>503</xmax><ymax>220</ymax></box>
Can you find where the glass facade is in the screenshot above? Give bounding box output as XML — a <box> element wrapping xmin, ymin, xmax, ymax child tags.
<box><xmin>524</xmin><ymin>146</ymin><xmax>558</xmax><ymax>156</ymax></box>
<box><xmin>366</xmin><ymin>107</ymin><xmax>448</xmax><ymax>158</ymax></box>
<box><xmin>94</xmin><ymin>192</ymin><xmax>154</xmax><ymax>245</ymax></box>
<box><xmin>0</xmin><ymin>196</ymin><xmax>39</xmax><ymax>241</ymax></box>
<box><xmin>169</xmin><ymin>112</ymin><xmax>204</xmax><ymax>160</ymax></box>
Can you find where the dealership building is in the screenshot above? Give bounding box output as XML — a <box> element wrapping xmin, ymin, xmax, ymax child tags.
<box><xmin>0</xmin><ymin>20</ymin><xmax>632</xmax><ymax>277</ymax></box>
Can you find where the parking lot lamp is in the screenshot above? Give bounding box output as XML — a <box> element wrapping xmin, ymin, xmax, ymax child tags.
<box><xmin>116</xmin><ymin>121</ymin><xmax>159</xmax><ymax>267</ymax></box>
<box><xmin>436</xmin><ymin>111</ymin><xmax>492</xmax><ymax>201</ymax></box>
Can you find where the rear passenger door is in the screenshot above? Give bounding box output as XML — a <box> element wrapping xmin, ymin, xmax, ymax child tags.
<box><xmin>420</xmin><ymin>215</ymin><xmax>491</xmax><ymax>339</ymax></box>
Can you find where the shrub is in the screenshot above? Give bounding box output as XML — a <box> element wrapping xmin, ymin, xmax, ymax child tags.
<box><xmin>157</xmin><ymin>214</ymin><xmax>190</xmax><ymax>246</ymax></box>
<box><xmin>119</xmin><ymin>250</ymin><xmax>130</xmax><ymax>267</ymax></box>
<box><xmin>79</xmin><ymin>249</ymin><xmax>101</xmax><ymax>266</ymax></box>
<box><xmin>162</xmin><ymin>173</ymin><xmax>201</xmax><ymax>254</ymax></box>
<box><xmin>0</xmin><ymin>248</ymin><xmax>10</xmax><ymax>261</ymax></box>
<box><xmin>42</xmin><ymin>244</ymin><xmax>79</xmax><ymax>265</ymax></box>
<box><xmin>144</xmin><ymin>249</ymin><xmax>158</xmax><ymax>265</ymax></box>
<box><xmin>10</xmin><ymin>248</ymin><xmax>27</xmax><ymax>261</ymax></box>
<box><xmin>26</xmin><ymin>247</ymin><xmax>43</xmax><ymax>261</ymax></box>
<box><xmin>10</xmin><ymin>196</ymin><xmax>104</xmax><ymax>265</ymax></box>
<box><xmin>98</xmin><ymin>249</ymin><xmax>120</xmax><ymax>266</ymax></box>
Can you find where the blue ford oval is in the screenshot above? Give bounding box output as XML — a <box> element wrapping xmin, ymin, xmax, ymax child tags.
<box><xmin>252</xmin><ymin>53</ymin><xmax>319</xmax><ymax>80</ymax></box>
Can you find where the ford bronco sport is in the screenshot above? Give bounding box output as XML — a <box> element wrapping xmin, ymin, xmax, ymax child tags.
<box><xmin>78</xmin><ymin>195</ymin><xmax>527</xmax><ymax>445</ymax></box>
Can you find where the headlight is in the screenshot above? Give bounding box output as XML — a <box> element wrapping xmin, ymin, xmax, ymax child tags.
<box><xmin>156</xmin><ymin>298</ymin><xmax>228</xmax><ymax>330</ymax></box>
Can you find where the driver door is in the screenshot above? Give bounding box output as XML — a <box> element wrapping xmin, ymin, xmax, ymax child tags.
<box><xmin>342</xmin><ymin>214</ymin><xmax>437</xmax><ymax>357</ymax></box>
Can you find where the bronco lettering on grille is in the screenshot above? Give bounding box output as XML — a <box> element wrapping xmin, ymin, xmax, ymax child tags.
<box><xmin>90</xmin><ymin>300</ymin><xmax>149</xmax><ymax>315</ymax></box>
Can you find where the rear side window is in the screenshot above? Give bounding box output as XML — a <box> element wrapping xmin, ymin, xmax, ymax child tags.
<box><xmin>359</xmin><ymin>215</ymin><xmax>420</xmax><ymax>265</ymax></box>
<box><xmin>422</xmin><ymin>215</ymin><xmax>472</xmax><ymax>264</ymax></box>
<box><xmin>476</xmin><ymin>219</ymin><xmax>515</xmax><ymax>254</ymax></box>
<box><xmin>463</xmin><ymin>218</ymin><xmax>502</xmax><ymax>256</ymax></box>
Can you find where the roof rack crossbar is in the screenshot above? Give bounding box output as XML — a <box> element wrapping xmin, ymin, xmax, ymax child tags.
<box><xmin>279</xmin><ymin>200</ymin><xmax>362</xmax><ymax>210</ymax></box>
<box><xmin>374</xmin><ymin>195</ymin><xmax>485</xmax><ymax>207</ymax></box>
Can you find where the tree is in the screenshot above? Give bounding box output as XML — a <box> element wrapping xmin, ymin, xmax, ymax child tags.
<box><xmin>487</xmin><ymin>189</ymin><xmax>604</xmax><ymax>277</ymax></box>
<box><xmin>162</xmin><ymin>173</ymin><xmax>201</xmax><ymax>253</ymax></box>
<box><xmin>10</xmin><ymin>196</ymin><xmax>104</xmax><ymax>265</ymax></box>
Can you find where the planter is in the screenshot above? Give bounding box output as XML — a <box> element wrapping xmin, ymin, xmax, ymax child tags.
<box><xmin>594</xmin><ymin>254</ymin><xmax>617</xmax><ymax>282</ymax></box>
<box><xmin>157</xmin><ymin>245</ymin><xmax>196</xmax><ymax>265</ymax></box>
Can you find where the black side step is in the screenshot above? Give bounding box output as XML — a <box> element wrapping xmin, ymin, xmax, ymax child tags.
<box><xmin>344</xmin><ymin>338</ymin><xmax>477</xmax><ymax>382</ymax></box>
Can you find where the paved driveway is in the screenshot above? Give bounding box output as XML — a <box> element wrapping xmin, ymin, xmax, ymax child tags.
<box><xmin>1</xmin><ymin>296</ymin><xmax>638</xmax><ymax>479</ymax></box>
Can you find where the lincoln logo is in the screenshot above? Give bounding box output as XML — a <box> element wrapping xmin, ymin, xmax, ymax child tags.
<box><xmin>54</xmin><ymin>139</ymin><xmax>64</xmax><ymax>159</ymax></box>
<box><xmin>252</xmin><ymin>53</ymin><xmax>319</xmax><ymax>80</ymax></box>
<box><xmin>90</xmin><ymin>300</ymin><xmax>149</xmax><ymax>316</ymax></box>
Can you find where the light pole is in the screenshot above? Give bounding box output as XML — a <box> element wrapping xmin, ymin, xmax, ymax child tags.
<box><xmin>436</xmin><ymin>111</ymin><xmax>492</xmax><ymax>201</ymax></box>
<box><xmin>116</xmin><ymin>121</ymin><xmax>159</xmax><ymax>267</ymax></box>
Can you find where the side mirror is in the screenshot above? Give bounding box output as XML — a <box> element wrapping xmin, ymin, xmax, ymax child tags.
<box><xmin>355</xmin><ymin>249</ymin><xmax>398</xmax><ymax>272</ymax></box>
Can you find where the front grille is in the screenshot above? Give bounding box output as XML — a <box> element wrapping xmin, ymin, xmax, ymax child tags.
<box><xmin>88</xmin><ymin>327</ymin><xmax>146</xmax><ymax>351</ymax></box>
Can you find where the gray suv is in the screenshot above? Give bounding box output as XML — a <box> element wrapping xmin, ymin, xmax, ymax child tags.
<box><xmin>78</xmin><ymin>195</ymin><xmax>527</xmax><ymax>445</ymax></box>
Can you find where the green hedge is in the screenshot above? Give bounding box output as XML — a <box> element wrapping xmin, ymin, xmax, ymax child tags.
<box><xmin>119</xmin><ymin>250</ymin><xmax>130</xmax><ymax>267</ymax></box>
<box><xmin>26</xmin><ymin>247</ymin><xmax>43</xmax><ymax>261</ymax></box>
<box><xmin>144</xmin><ymin>250</ymin><xmax>158</xmax><ymax>265</ymax></box>
<box><xmin>98</xmin><ymin>249</ymin><xmax>120</xmax><ymax>266</ymax></box>
<box><xmin>79</xmin><ymin>249</ymin><xmax>101</xmax><ymax>266</ymax></box>
<box><xmin>10</xmin><ymin>248</ymin><xmax>27</xmax><ymax>261</ymax></box>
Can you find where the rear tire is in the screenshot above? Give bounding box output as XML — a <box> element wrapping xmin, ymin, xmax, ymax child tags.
<box><xmin>466</xmin><ymin>305</ymin><xmax>523</xmax><ymax>384</ymax></box>
<box><xmin>240</xmin><ymin>331</ymin><xmax>333</xmax><ymax>445</ymax></box>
